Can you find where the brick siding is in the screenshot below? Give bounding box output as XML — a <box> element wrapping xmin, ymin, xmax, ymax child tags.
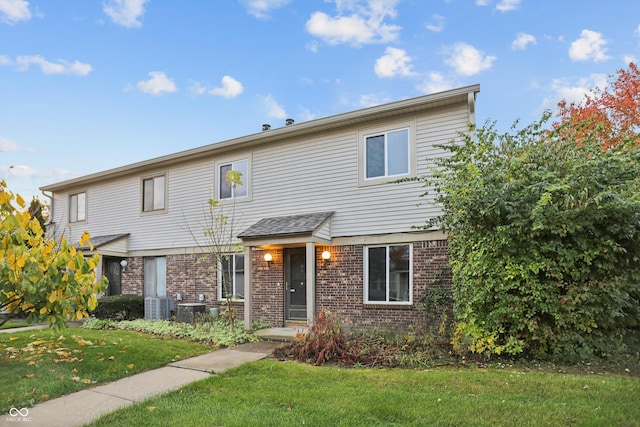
<box><xmin>117</xmin><ymin>239</ymin><xmax>451</xmax><ymax>330</ymax></box>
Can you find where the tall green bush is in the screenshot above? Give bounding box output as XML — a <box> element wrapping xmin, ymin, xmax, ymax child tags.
<box><xmin>424</xmin><ymin>115</ymin><xmax>640</xmax><ymax>361</ymax></box>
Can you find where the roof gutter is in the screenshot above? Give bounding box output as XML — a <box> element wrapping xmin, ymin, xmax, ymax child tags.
<box><xmin>40</xmin><ymin>84</ymin><xmax>480</xmax><ymax>192</ymax></box>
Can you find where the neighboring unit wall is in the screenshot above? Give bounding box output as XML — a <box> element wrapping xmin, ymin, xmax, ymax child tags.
<box><xmin>118</xmin><ymin>253</ymin><xmax>245</xmax><ymax>318</ymax></box>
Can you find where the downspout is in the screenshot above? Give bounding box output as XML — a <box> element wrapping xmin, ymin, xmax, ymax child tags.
<box><xmin>40</xmin><ymin>189</ymin><xmax>55</xmax><ymax>233</ymax></box>
<box><xmin>468</xmin><ymin>90</ymin><xmax>477</xmax><ymax>125</ymax></box>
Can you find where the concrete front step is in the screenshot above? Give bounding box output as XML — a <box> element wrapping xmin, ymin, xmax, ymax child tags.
<box><xmin>254</xmin><ymin>326</ymin><xmax>307</xmax><ymax>342</ymax></box>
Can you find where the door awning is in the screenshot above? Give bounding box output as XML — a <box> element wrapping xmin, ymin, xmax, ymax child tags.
<box><xmin>238</xmin><ymin>211</ymin><xmax>334</xmax><ymax>247</ymax></box>
<box><xmin>75</xmin><ymin>233</ymin><xmax>129</xmax><ymax>256</ymax></box>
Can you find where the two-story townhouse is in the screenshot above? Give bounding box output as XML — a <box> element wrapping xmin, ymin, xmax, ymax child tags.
<box><xmin>40</xmin><ymin>84</ymin><xmax>479</xmax><ymax>330</ymax></box>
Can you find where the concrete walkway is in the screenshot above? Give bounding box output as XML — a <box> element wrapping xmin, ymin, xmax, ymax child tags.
<box><xmin>1</xmin><ymin>339</ymin><xmax>284</xmax><ymax>427</ymax></box>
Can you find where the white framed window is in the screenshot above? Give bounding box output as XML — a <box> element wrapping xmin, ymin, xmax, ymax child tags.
<box><xmin>365</xmin><ymin>244</ymin><xmax>412</xmax><ymax>304</ymax></box>
<box><xmin>365</xmin><ymin>128</ymin><xmax>409</xmax><ymax>179</ymax></box>
<box><xmin>69</xmin><ymin>192</ymin><xmax>86</xmax><ymax>223</ymax></box>
<box><xmin>218</xmin><ymin>159</ymin><xmax>248</xmax><ymax>200</ymax></box>
<box><xmin>142</xmin><ymin>175</ymin><xmax>166</xmax><ymax>213</ymax></box>
<box><xmin>358</xmin><ymin>122</ymin><xmax>415</xmax><ymax>187</ymax></box>
<box><xmin>144</xmin><ymin>256</ymin><xmax>167</xmax><ymax>298</ymax></box>
<box><xmin>218</xmin><ymin>254</ymin><xmax>245</xmax><ymax>300</ymax></box>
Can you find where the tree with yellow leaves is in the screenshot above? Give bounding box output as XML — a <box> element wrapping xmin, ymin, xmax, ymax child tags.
<box><xmin>0</xmin><ymin>181</ymin><xmax>107</xmax><ymax>329</ymax></box>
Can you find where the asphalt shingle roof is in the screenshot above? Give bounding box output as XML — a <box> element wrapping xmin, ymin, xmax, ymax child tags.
<box><xmin>76</xmin><ymin>233</ymin><xmax>129</xmax><ymax>250</ymax></box>
<box><xmin>238</xmin><ymin>212</ymin><xmax>334</xmax><ymax>239</ymax></box>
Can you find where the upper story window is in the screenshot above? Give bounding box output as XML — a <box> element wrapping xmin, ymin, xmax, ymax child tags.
<box><xmin>142</xmin><ymin>175</ymin><xmax>166</xmax><ymax>213</ymax></box>
<box><xmin>365</xmin><ymin>128</ymin><xmax>410</xmax><ymax>179</ymax></box>
<box><xmin>359</xmin><ymin>123</ymin><xmax>415</xmax><ymax>187</ymax></box>
<box><xmin>365</xmin><ymin>244</ymin><xmax>412</xmax><ymax>305</ymax></box>
<box><xmin>218</xmin><ymin>254</ymin><xmax>245</xmax><ymax>301</ymax></box>
<box><xmin>219</xmin><ymin>159</ymin><xmax>247</xmax><ymax>200</ymax></box>
<box><xmin>69</xmin><ymin>192</ymin><xmax>86</xmax><ymax>223</ymax></box>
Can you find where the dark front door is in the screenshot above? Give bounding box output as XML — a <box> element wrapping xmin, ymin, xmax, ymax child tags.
<box><xmin>285</xmin><ymin>248</ymin><xmax>306</xmax><ymax>320</ymax></box>
<box><xmin>104</xmin><ymin>258</ymin><xmax>123</xmax><ymax>296</ymax></box>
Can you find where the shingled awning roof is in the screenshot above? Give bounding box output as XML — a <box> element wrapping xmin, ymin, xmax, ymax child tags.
<box><xmin>75</xmin><ymin>233</ymin><xmax>129</xmax><ymax>254</ymax></box>
<box><xmin>238</xmin><ymin>211</ymin><xmax>334</xmax><ymax>243</ymax></box>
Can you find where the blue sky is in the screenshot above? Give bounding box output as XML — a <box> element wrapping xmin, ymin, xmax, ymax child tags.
<box><xmin>1</xmin><ymin>0</ymin><xmax>639</xmax><ymax>202</ymax></box>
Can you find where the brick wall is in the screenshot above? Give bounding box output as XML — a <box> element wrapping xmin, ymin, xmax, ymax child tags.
<box><xmin>118</xmin><ymin>240</ymin><xmax>451</xmax><ymax>330</ymax></box>
<box><xmin>119</xmin><ymin>253</ymin><xmax>244</xmax><ymax>318</ymax></box>
<box><xmin>251</xmin><ymin>249</ymin><xmax>285</xmax><ymax>327</ymax></box>
<box><xmin>315</xmin><ymin>240</ymin><xmax>452</xmax><ymax>330</ymax></box>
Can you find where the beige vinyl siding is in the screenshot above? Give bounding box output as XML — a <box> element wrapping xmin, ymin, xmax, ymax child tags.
<box><xmin>50</xmin><ymin>101</ymin><xmax>470</xmax><ymax>251</ymax></box>
<box><xmin>101</xmin><ymin>238</ymin><xmax>128</xmax><ymax>254</ymax></box>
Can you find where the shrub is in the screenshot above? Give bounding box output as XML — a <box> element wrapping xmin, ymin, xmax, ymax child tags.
<box><xmin>274</xmin><ymin>311</ymin><xmax>455</xmax><ymax>368</ymax></box>
<box><xmin>425</xmin><ymin>115</ymin><xmax>640</xmax><ymax>362</ymax></box>
<box><xmin>92</xmin><ymin>294</ymin><xmax>144</xmax><ymax>320</ymax></box>
<box><xmin>83</xmin><ymin>316</ymin><xmax>258</xmax><ymax>347</ymax></box>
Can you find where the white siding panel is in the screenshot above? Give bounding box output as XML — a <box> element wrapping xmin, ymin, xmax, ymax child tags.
<box><xmin>51</xmin><ymin>101</ymin><xmax>471</xmax><ymax>251</ymax></box>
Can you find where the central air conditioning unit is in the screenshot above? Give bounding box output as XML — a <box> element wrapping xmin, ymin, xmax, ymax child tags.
<box><xmin>144</xmin><ymin>297</ymin><xmax>174</xmax><ymax>320</ymax></box>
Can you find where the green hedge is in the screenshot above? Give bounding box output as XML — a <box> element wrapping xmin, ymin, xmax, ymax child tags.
<box><xmin>92</xmin><ymin>294</ymin><xmax>145</xmax><ymax>320</ymax></box>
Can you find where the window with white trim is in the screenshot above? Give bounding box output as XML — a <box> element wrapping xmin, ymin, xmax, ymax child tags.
<box><xmin>144</xmin><ymin>256</ymin><xmax>167</xmax><ymax>298</ymax></box>
<box><xmin>69</xmin><ymin>192</ymin><xmax>86</xmax><ymax>223</ymax></box>
<box><xmin>365</xmin><ymin>244</ymin><xmax>412</xmax><ymax>304</ymax></box>
<box><xmin>365</xmin><ymin>128</ymin><xmax>409</xmax><ymax>179</ymax></box>
<box><xmin>142</xmin><ymin>175</ymin><xmax>166</xmax><ymax>212</ymax></box>
<box><xmin>219</xmin><ymin>160</ymin><xmax>247</xmax><ymax>199</ymax></box>
<box><xmin>218</xmin><ymin>254</ymin><xmax>245</xmax><ymax>300</ymax></box>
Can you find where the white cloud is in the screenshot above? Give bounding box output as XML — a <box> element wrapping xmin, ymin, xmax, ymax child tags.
<box><xmin>475</xmin><ymin>0</ymin><xmax>490</xmax><ymax>6</ymax></box>
<box><xmin>136</xmin><ymin>71</ymin><xmax>177</xmax><ymax>95</ymax></box>
<box><xmin>542</xmin><ymin>74</ymin><xmax>609</xmax><ymax>110</ymax></box>
<box><xmin>623</xmin><ymin>55</ymin><xmax>637</xmax><ymax>65</ymax></box>
<box><xmin>0</xmin><ymin>136</ymin><xmax>20</xmax><ymax>151</ymax></box>
<box><xmin>417</xmin><ymin>72</ymin><xmax>455</xmax><ymax>94</ymax></box>
<box><xmin>426</xmin><ymin>13</ymin><xmax>444</xmax><ymax>33</ymax></box>
<box><xmin>0</xmin><ymin>0</ymin><xmax>31</xmax><ymax>24</ymax></box>
<box><xmin>5</xmin><ymin>164</ymin><xmax>37</xmax><ymax>178</ymax></box>
<box><xmin>261</xmin><ymin>94</ymin><xmax>287</xmax><ymax>119</ymax></box>
<box><xmin>512</xmin><ymin>32</ymin><xmax>536</xmax><ymax>50</ymax></box>
<box><xmin>496</xmin><ymin>0</ymin><xmax>521</xmax><ymax>12</ymax></box>
<box><xmin>358</xmin><ymin>93</ymin><xmax>383</xmax><ymax>108</ymax></box>
<box><xmin>14</xmin><ymin>55</ymin><xmax>92</xmax><ymax>75</ymax></box>
<box><xmin>103</xmin><ymin>0</ymin><xmax>148</xmax><ymax>28</ymax></box>
<box><xmin>240</xmin><ymin>0</ymin><xmax>291</xmax><ymax>19</ymax></box>
<box><xmin>569</xmin><ymin>29</ymin><xmax>610</xmax><ymax>62</ymax></box>
<box><xmin>297</xmin><ymin>107</ymin><xmax>317</xmax><ymax>122</ymax></box>
<box><xmin>306</xmin><ymin>40</ymin><xmax>320</xmax><ymax>53</ymax></box>
<box><xmin>306</xmin><ymin>0</ymin><xmax>401</xmax><ymax>46</ymax></box>
<box><xmin>211</xmin><ymin>75</ymin><xmax>243</xmax><ymax>99</ymax></box>
<box><xmin>445</xmin><ymin>43</ymin><xmax>496</xmax><ymax>76</ymax></box>
<box><xmin>191</xmin><ymin>75</ymin><xmax>244</xmax><ymax>99</ymax></box>
<box><xmin>374</xmin><ymin>47</ymin><xmax>415</xmax><ymax>78</ymax></box>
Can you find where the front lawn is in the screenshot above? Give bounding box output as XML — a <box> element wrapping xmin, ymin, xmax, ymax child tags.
<box><xmin>0</xmin><ymin>328</ymin><xmax>212</xmax><ymax>413</ymax></box>
<box><xmin>87</xmin><ymin>359</ymin><xmax>640</xmax><ymax>427</ymax></box>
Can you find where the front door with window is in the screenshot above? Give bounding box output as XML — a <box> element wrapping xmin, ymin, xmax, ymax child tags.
<box><xmin>285</xmin><ymin>248</ymin><xmax>306</xmax><ymax>320</ymax></box>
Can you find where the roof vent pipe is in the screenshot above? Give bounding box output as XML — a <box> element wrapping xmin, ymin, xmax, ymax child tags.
<box><xmin>262</xmin><ymin>124</ymin><xmax>271</xmax><ymax>131</ymax></box>
<box><xmin>285</xmin><ymin>118</ymin><xmax>294</xmax><ymax>126</ymax></box>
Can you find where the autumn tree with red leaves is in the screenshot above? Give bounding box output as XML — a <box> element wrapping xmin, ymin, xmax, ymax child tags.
<box><xmin>556</xmin><ymin>62</ymin><xmax>639</xmax><ymax>149</ymax></box>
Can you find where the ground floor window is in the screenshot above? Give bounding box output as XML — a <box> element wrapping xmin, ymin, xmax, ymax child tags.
<box><xmin>219</xmin><ymin>254</ymin><xmax>245</xmax><ymax>300</ymax></box>
<box><xmin>365</xmin><ymin>244</ymin><xmax>412</xmax><ymax>304</ymax></box>
<box><xmin>144</xmin><ymin>256</ymin><xmax>166</xmax><ymax>297</ymax></box>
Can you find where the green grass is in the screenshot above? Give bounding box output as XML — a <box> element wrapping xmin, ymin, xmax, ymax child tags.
<box><xmin>0</xmin><ymin>328</ymin><xmax>212</xmax><ymax>413</ymax></box>
<box><xmin>87</xmin><ymin>359</ymin><xmax>640</xmax><ymax>427</ymax></box>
